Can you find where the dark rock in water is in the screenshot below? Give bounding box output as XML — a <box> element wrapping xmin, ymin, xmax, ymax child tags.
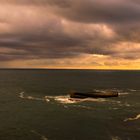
<box><xmin>70</xmin><ymin>90</ymin><xmax>118</xmax><ymax>99</ymax></box>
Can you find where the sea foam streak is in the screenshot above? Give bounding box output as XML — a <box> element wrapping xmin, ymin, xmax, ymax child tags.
<box><xmin>118</xmin><ymin>92</ymin><xmax>130</xmax><ymax>96</ymax></box>
<box><xmin>71</xmin><ymin>105</ymin><xmax>94</xmax><ymax>110</ymax></box>
<box><xmin>31</xmin><ymin>130</ymin><xmax>48</xmax><ymax>140</ymax></box>
<box><xmin>127</xmin><ymin>89</ymin><xmax>138</xmax><ymax>92</ymax></box>
<box><xmin>124</xmin><ymin>114</ymin><xmax>140</xmax><ymax>122</ymax></box>
<box><xmin>18</xmin><ymin>92</ymin><xmax>50</xmax><ymax>102</ymax></box>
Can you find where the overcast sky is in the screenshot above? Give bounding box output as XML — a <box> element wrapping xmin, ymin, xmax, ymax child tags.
<box><xmin>0</xmin><ymin>0</ymin><xmax>140</xmax><ymax>69</ymax></box>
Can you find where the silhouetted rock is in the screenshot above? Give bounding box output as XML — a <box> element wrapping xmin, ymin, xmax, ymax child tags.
<box><xmin>70</xmin><ymin>90</ymin><xmax>118</xmax><ymax>98</ymax></box>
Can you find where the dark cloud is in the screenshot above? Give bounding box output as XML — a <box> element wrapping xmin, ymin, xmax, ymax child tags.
<box><xmin>46</xmin><ymin>0</ymin><xmax>140</xmax><ymax>23</ymax></box>
<box><xmin>2</xmin><ymin>0</ymin><xmax>140</xmax><ymax>23</ymax></box>
<box><xmin>0</xmin><ymin>0</ymin><xmax>140</xmax><ymax>66</ymax></box>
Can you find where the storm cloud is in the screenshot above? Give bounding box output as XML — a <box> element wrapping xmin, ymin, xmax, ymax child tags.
<box><xmin>0</xmin><ymin>0</ymin><xmax>140</xmax><ymax>68</ymax></box>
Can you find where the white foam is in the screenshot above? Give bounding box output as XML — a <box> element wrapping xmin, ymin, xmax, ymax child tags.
<box><xmin>55</xmin><ymin>96</ymin><xmax>78</xmax><ymax>104</ymax></box>
<box><xmin>44</xmin><ymin>95</ymin><xmax>81</xmax><ymax>104</ymax></box>
<box><xmin>114</xmin><ymin>101</ymin><xmax>131</xmax><ymax>107</ymax></box>
<box><xmin>127</xmin><ymin>89</ymin><xmax>137</xmax><ymax>92</ymax></box>
<box><xmin>45</xmin><ymin>95</ymin><xmax>107</xmax><ymax>104</ymax></box>
<box><xmin>19</xmin><ymin>92</ymin><xmax>47</xmax><ymax>102</ymax></box>
<box><xmin>19</xmin><ymin>92</ymin><xmax>24</xmax><ymax>98</ymax></box>
<box><xmin>118</xmin><ymin>92</ymin><xmax>130</xmax><ymax>96</ymax></box>
<box><xmin>44</xmin><ymin>98</ymin><xmax>50</xmax><ymax>102</ymax></box>
<box><xmin>31</xmin><ymin>130</ymin><xmax>48</xmax><ymax>140</ymax></box>
<box><xmin>19</xmin><ymin>92</ymin><xmax>132</xmax><ymax>108</ymax></box>
<box><xmin>82</xmin><ymin>98</ymin><xmax>106</xmax><ymax>102</ymax></box>
<box><xmin>124</xmin><ymin>103</ymin><xmax>131</xmax><ymax>107</ymax></box>
<box><xmin>19</xmin><ymin>92</ymin><xmax>106</xmax><ymax>104</ymax></box>
<box><xmin>111</xmin><ymin>136</ymin><xmax>121</xmax><ymax>140</ymax></box>
<box><xmin>124</xmin><ymin>114</ymin><xmax>140</xmax><ymax>122</ymax></box>
<box><xmin>72</xmin><ymin>105</ymin><xmax>93</xmax><ymax>110</ymax></box>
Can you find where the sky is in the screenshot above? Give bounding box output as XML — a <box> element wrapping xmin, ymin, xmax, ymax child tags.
<box><xmin>0</xmin><ymin>0</ymin><xmax>140</xmax><ymax>69</ymax></box>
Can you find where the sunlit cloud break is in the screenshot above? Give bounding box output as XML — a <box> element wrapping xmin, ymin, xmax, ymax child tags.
<box><xmin>0</xmin><ymin>0</ymin><xmax>140</xmax><ymax>69</ymax></box>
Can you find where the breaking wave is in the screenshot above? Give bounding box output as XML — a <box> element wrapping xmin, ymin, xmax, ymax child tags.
<box><xmin>18</xmin><ymin>92</ymin><xmax>106</xmax><ymax>104</ymax></box>
<box><xmin>45</xmin><ymin>95</ymin><xmax>107</xmax><ymax>104</ymax></box>
<box><xmin>111</xmin><ymin>136</ymin><xmax>121</xmax><ymax>140</ymax></box>
<box><xmin>18</xmin><ymin>89</ymin><xmax>134</xmax><ymax>105</ymax></box>
<box><xmin>124</xmin><ymin>114</ymin><xmax>140</xmax><ymax>122</ymax></box>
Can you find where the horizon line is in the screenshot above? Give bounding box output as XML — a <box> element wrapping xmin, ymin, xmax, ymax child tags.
<box><xmin>0</xmin><ymin>68</ymin><xmax>140</xmax><ymax>71</ymax></box>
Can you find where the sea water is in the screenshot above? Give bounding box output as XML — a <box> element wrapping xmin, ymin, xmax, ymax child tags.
<box><xmin>0</xmin><ymin>69</ymin><xmax>140</xmax><ymax>140</ymax></box>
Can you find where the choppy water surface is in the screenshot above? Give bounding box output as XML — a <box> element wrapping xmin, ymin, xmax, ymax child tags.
<box><xmin>0</xmin><ymin>69</ymin><xmax>140</xmax><ymax>140</ymax></box>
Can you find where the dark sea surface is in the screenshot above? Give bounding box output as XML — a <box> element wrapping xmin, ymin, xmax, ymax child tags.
<box><xmin>0</xmin><ymin>69</ymin><xmax>140</xmax><ymax>140</ymax></box>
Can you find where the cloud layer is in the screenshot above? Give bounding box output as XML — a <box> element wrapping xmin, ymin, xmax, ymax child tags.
<box><xmin>0</xmin><ymin>0</ymin><xmax>140</xmax><ymax>68</ymax></box>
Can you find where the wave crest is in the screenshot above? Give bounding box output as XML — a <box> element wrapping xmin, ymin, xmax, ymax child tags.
<box><xmin>124</xmin><ymin>114</ymin><xmax>140</xmax><ymax>122</ymax></box>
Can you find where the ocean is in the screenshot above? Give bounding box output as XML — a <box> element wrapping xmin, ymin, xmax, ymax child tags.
<box><xmin>0</xmin><ymin>69</ymin><xmax>140</xmax><ymax>140</ymax></box>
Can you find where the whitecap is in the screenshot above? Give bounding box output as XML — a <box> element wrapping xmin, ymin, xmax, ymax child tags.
<box><xmin>124</xmin><ymin>114</ymin><xmax>140</xmax><ymax>122</ymax></box>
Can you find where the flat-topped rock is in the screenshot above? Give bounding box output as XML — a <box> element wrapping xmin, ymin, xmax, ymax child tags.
<box><xmin>70</xmin><ymin>90</ymin><xmax>118</xmax><ymax>98</ymax></box>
